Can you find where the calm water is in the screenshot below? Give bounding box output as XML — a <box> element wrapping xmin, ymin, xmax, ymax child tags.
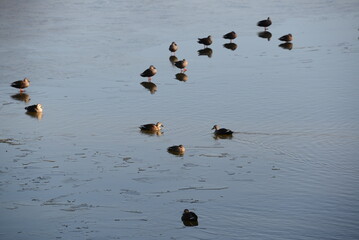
<box><xmin>1</xmin><ymin>0</ymin><xmax>359</xmax><ymax>239</ymax></box>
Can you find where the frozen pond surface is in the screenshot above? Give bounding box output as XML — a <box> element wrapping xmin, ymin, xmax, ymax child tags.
<box><xmin>1</xmin><ymin>0</ymin><xmax>359</xmax><ymax>239</ymax></box>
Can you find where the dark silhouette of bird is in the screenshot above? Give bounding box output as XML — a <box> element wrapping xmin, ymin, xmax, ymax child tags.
<box><xmin>140</xmin><ymin>65</ymin><xmax>157</xmax><ymax>81</ymax></box>
<box><xmin>198</xmin><ymin>35</ymin><xmax>212</xmax><ymax>47</ymax></box>
<box><xmin>223</xmin><ymin>31</ymin><xmax>237</xmax><ymax>42</ymax></box>
<box><xmin>257</xmin><ymin>17</ymin><xmax>272</xmax><ymax>30</ymax></box>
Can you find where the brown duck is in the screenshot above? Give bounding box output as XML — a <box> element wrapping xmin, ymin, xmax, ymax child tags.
<box><xmin>174</xmin><ymin>59</ymin><xmax>188</xmax><ymax>72</ymax></box>
<box><xmin>212</xmin><ymin>125</ymin><xmax>233</xmax><ymax>135</ymax></box>
<box><xmin>25</xmin><ymin>104</ymin><xmax>43</xmax><ymax>113</ymax></box>
<box><xmin>167</xmin><ymin>144</ymin><xmax>185</xmax><ymax>155</ymax></box>
<box><xmin>257</xmin><ymin>17</ymin><xmax>272</xmax><ymax>30</ymax></box>
<box><xmin>197</xmin><ymin>35</ymin><xmax>212</xmax><ymax>47</ymax></box>
<box><xmin>223</xmin><ymin>31</ymin><xmax>237</xmax><ymax>42</ymax></box>
<box><xmin>140</xmin><ymin>122</ymin><xmax>163</xmax><ymax>131</ymax></box>
<box><xmin>141</xmin><ymin>65</ymin><xmax>157</xmax><ymax>81</ymax></box>
<box><xmin>279</xmin><ymin>34</ymin><xmax>293</xmax><ymax>42</ymax></box>
<box><xmin>169</xmin><ymin>42</ymin><xmax>178</xmax><ymax>54</ymax></box>
<box><xmin>11</xmin><ymin>78</ymin><xmax>30</xmax><ymax>92</ymax></box>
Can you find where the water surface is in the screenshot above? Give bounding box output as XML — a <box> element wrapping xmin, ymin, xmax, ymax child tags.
<box><xmin>1</xmin><ymin>0</ymin><xmax>359</xmax><ymax>239</ymax></box>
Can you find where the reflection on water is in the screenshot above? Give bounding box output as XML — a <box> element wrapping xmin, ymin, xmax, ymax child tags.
<box><xmin>140</xmin><ymin>81</ymin><xmax>157</xmax><ymax>94</ymax></box>
<box><xmin>11</xmin><ymin>93</ymin><xmax>31</xmax><ymax>102</ymax></box>
<box><xmin>198</xmin><ymin>47</ymin><xmax>213</xmax><ymax>57</ymax></box>
<box><xmin>223</xmin><ymin>43</ymin><xmax>237</xmax><ymax>51</ymax></box>
<box><xmin>169</xmin><ymin>55</ymin><xmax>178</xmax><ymax>65</ymax></box>
<box><xmin>257</xmin><ymin>31</ymin><xmax>272</xmax><ymax>41</ymax></box>
<box><xmin>182</xmin><ymin>220</ymin><xmax>199</xmax><ymax>227</ymax></box>
<box><xmin>140</xmin><ymin>129</ymin><xmax>163</xmax><ymax>136</ymax></box>
<box><xmin>213</xmin><ymin>134</ymin><xmax>233</xmax><ymax>140</ymax></box>
<box><xmin>279</xmin><ymin>42</ymin><xmax>293</xmax><ymax>50</ymax></box>
<box><xmin>175</xmin><ymin>73</ymin><xmax>188</xmax><ymax>82</ymax></box>
<box><xmin>25</xmin><ymin>111</ymin><xmax>43</xmax><ymax>120</ymax></box>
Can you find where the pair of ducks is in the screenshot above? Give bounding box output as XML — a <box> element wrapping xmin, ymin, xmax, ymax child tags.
<box><xmin>257</xmin><ymin>17</ymin><xmax>293</xmax><ymax>42</ymax></box>
<box><xmin>139</xmin><ymin>122</ymin><xmax>185</xmax><ymax>155</ymax></box>
<box><xmin>10</xmin><ymin>78</ymin><xmax>43</xmax><ymax>113</ymax></box>
<box><xmin>139</xmin><ymin>123</ymin><xmax>234</xmax><ymax>155</ymax></box>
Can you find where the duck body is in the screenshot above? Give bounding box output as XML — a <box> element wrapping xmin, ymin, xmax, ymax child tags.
<box><xmin>169</xmin><ymin>42</ymin><xmax>178</xmax><ymax>53</ymax></box>
<box><xmin>140</xmin><ymin>122</ymin><xmax>163</xmax><ymax>131</ymax></box>
<box><xmin>174</xmin><ymin>59</ymin><xmax>188</xmax><ymax>71</ymax></box>
<box><xmin>197</xmin><ymin>35</ymin><xmax>212</xmax><ymax>47</ymax></box>
<box><xmin>223</xmin><ymin>31</ymin><xmax>237</xmax><ymax>41</ymax></box>
<box><xmin>167</xmin><ymin>144</ymin><xmax>185</xmax><ymax>155</ymax></box>
<box><xmin>212</xmin><ymin>125</ymin><xmax>233</xmax><ymax>135</ymax></box>
<box><xmin>141</xmin><ymin>65</ymin><xmax>157</xmax><ymax>80</ymax></box>
<box><xmin>181</xmin><ymin>209</ymin><xmax>198</xmax><ymax>221</ymax></box>
<box><xmin>25</xmin><ymin>104</ymin><xmax>43</xmax><ymax>113</ymax></box>
<box><xmin>11</xmin><ymin>78</ymin><xmax>30</xmax><ymax>91</ymax></box>
<box><xmin>257</xmin><ymin>17</ymin><xmax>272</xmax><ymax>30</ymax></box>
<box><xmin>279</xmin><ymin>34</ymin><xmax>293</xmax><ymax>42</ymax></box>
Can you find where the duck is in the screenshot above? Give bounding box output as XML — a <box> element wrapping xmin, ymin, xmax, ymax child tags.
<box><xmin>11</xmin><ymin>78</ymin><xmax>30</xmax><ymax>92</ymax></box>
<box><xmin>197</xmin><ymin>35</ymin><xmax>212</xmax><ymax>47</ymax></box>
<box><xmin>169</xmin><ymin>42</ymin><xmax>178</xmax><ymax>54</ymax></box>
<box><xmin>25</xmin><ymin>104</ymin><xmax>43</xmax><ymax>113</ymax></box>
<box><xmin>257</xmin><ymin>17</ymin><xmax>272</xmax><ymax>30</ymax></box>
<box><xmin>140</xmin><ymin>65</ymin><xmax>157</xmax><ymax>81</ymax></box>
<box><xmin>212</xmin><ymin>125</ymin><xmax>233</xmax><ymax>135</ymax></box>
<box><xmin>223</xmin><ymin>31</ymin><xmax>237</xmax><ymax>42</ymax></box>
<box><xmin>181</xmin><ymin>209</ymin><xmax>198</xmax><ymax>222</ymax></box>
<box><xmin>174</xmin><ymin>59</ymin><xmax>188</xmax><ymax>72</ymax></box>
<box><xmin>167</xmin><ymin>144</ymin><xmax>185</xmax><ymax>155</ymax></box>
<box><xmin>278</xmin><ymin>34</ymin><xmax>293</xmax><ymax>42</ymax></box>
<box><xmin>139</xmin><ymin>122</ymin><xmax>163</xmax><ymax>131</ymax></box>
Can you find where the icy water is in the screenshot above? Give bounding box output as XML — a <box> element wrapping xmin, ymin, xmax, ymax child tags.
<box><xmin>1</xmin><ymin>0</ymin><xmax>359</xmax><ymax>239</ymax></box>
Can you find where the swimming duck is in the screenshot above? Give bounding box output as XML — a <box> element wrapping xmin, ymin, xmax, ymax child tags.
<box><xmin>167</xmin><ymin>144</ymin><xmax>185</xmax><ymax>155</ymax></box>
<box><xmin>223</xmin><ymin>31</ymin><xmax>237</xmax><ymax>42</ymax></box>
<box><xmin>11</xmin><ymin>78</ymin><xmax>30</xmax><ymax>92</ymax></box>
<box><xmin>181</xmin><ymin>209</ymin><xmax>198</xmax><ymax>222</ymax></box>
<box><xmin>197</xmin><ymin>35</ymin><xmax>212</xmax><ymax>47</ymax></box>
<box><xmin>212</xmin><ymin>125</ymin><xmax>233</xmax><ymax>135</ymax></box>
<box><xmin>278</xmin><ymin>34</ymin><xmax>293</xmax><ymax>42</ymax></box>
<box><xmin>139</xmin><ymin>122</ymin><xmax>163</xmax><ymax>131</ymax></box>
<box><xmin>174</xmin><ymin>59</ymin><xmax>188</xmax><ymax>72</ymax></box>
<box><xmin>257</xmin><ymin>17</ymin><xmax>272</xmax><ymax>30</ymax></box>
<box><xmin>140</xmin><ymin>65</ymin><xmax>157</xmax><ymax>81</ymax></box>
<box><xmin>25</xmin><ymin>104</ymin><xmax>43</xmax><ymax>113</ymax></box>
<box><xmin>169</xmin><ymin>42</ymin><xmax>178</xmax><ymax>54</ymax></box>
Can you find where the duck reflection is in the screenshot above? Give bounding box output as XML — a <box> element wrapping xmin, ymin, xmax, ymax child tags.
<box><xmin>213</xmin><ymin>134</ymin><xmax>233</xmax><ymax>140</ymax></box>
<box><xmin>279</xmin><ymin>42</ymin><xmax>293</xmax><ymax>50</ymax></box>
<box><xmin>198</xmin><ymin>47</ymin><xmax>213</xmax><ymax>58</ymax></box>
<box><xmin>140</xmin><ymin>81</ymin><xmax>157</xmax><ymax>94</ymax></box>
<box><xmin>182</xmin><ymin>220</ymin><xmax>199</xmax><ymax>227</ymax></box>
<box><xmin>175</xmin><ymin>73</ymin><xmax>188</xmax><ymax>82</ymax></box>
<box><xmin>257</xmin><ymin>31</ymin><xmax>272</xmax><ymax>41</ymax></box>
<box><xmin>26</xmin><ymin>112</ymin><xmax>43</xmax><ymax>120</ymax></box>
<box><xmin>169</xmin><ymin>55</ymin><xmax>178</xmax><ymax>65</ymax></box>
<box><xmin>11</xmin><ymin>92</ymin><xmax>31</xmax><ymax>102</ymax></box>
<box><xmin>223</xmin><ymin>43</ymin><xmax>237</xmax><ymax>51</ymax></box>
<box><xmin>140</xmin><ymin>129</ymin><xmax>163</xmax><ymax>136</ymax></box>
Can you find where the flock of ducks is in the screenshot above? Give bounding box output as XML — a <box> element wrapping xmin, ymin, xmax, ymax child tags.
<box><xmin>9</xmin><ymin>17</ymin><xmax>293</xmax><ymax>226</ymax></box>
<box><xmin>138</xmin><ymin>17</ymin><xmax>293</xmax><ymax>159</ymax></box>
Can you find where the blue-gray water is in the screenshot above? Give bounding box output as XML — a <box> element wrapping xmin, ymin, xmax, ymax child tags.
<box><xmin>1</xmin><ymin>0</ymin><xmax>359</xmax><ymax>239</ymax></box>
